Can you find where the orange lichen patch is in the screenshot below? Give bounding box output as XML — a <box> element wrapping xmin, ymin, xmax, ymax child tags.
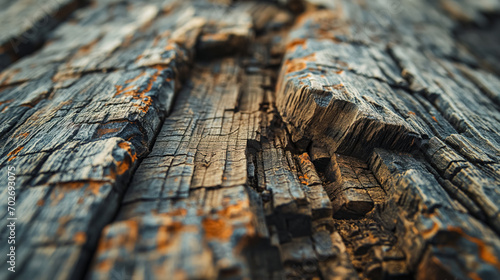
<box><xmin>284</xmin><ymin>53</ymin><xmax>316</xmax><ymax>76</ymax></box>
<box><xmin>15</xmin><ymin>132</ymin><xmax>30</xmax><ymax>138</ymax></box>
<box><xmin>115</xmin><ymin>142</ymin><xmax>138</xmax><ymax>176</ymax></box>
<box><xmin>96</xmin><ymin>127</ymin><xmax>121</xmax><ymax>137</ymax></box>
<box><xmin>447</xmin><ymin>226</ymin><xmax>500</xmax><ymax>270</ymax></box>
<box><xmin>299</xmin><ymin>175</ymin><xmax>308</xmax><ymax>185</ymax></box>
<box><xmin>54</xmin><ymin>180</ymin><xmax>107</xmax><ymax>197</ymax></box>
<box><xmin>298</xmin><ymin>152</ymin><xmax>312</xmax><ymax>164</ymax></box>
<box><xmin>335</xmin><ymin>69</ymin><xmax>344</xmax><ymax>74</ymax></box>
<box><xmin>468</xmin><ymin>272</ymin><xmax>481</xmax><ymax>280</ymax></box>
<box><xmin>421</xmin><ymin>221</ymin><xmax>441</xmax><ymax>239</ymax></box>
<box><xmin>97</xmin><ymin>220</ymin><xmax>139</xmax><ymax>256</ymax></box>
<box><xmin>203</xmin><ymin>200</ymin><xmax>255</xmax><ymax>241</ymax></box>
<box><xmin>7</xmin><ymin>146</ymin><xmax>23</xmax><ymax>161</ymax></box>
<box><xmin>0</xmin><ymin>99</ymin><xmax>14</xmax><ymax>111</ymax></box>
<box><xmin>202</xmin><ymin>218</ymin><xmax>233</xmax><ymax>240</ymax></box>
<box><xmin>432</xmin><ymin>116</ymin><xmax>439</xmax><ymax>123</ymax></box>
<box><xmin>114</xmin><ymin>65</ymin><xmax>166</xmax><ymax>114</ymax></box>
<box><xmin>37</xmin><ymin>199</ymin><xmax>45</xmax><ymax>206</ymax></box>
<box><xmin>298</xmin><ymin>73</ymin><xmax>313</xmax><ymax>80</ymax></box>
<box><xmin>74</xmin><ymin>232</ymin><xmax>87</xmax><ymax>245</ymax></box>
<box><xmin>157</xmin><ymin>221</ymin><xmax>183</xmax><ymax>251</ymax></box>
<box><xmin>408</xmin><ymin>111</ymin><xmax>416</xmax><ymax>116</ymax></box>
<box><xmin>286</xmin><ymin>38</ymin><xmax>307</xmax><ymax>52</ymax></box>
<box><xmin>113</xmin><ymin>85</ymin><xmax>137</xmax><ymax>97</ymax></box>
<box><xmin>87</xmin><ymin>181</ymin><xmax>105</xmax><ymax>196</ymax></box>
<box><xmin>202</xmin><ymin>32</ymin><xmax>231</xmax><ymax>42</ymax></box>
<box><xmin>95</xmin><ymin>259</ymin><xmax>113</xmax><ymax>272</ymax></box>
<box><xmin>76</xmin><ymin>37</ymin><xmax>100</xmax><ymax>56</ymax></box>
<box><xmin>165</xmin><ymin>42</ymin><xmax>176</xmax><ymax>51</ymax></box>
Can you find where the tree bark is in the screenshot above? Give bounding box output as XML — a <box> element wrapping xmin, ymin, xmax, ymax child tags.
<box><xmin>0</xmin><ymin>0</ymin><xmax>499</xmax><ymax>279</ymax></box>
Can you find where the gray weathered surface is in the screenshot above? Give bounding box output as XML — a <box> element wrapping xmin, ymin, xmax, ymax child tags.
<box><xmin>0</xmin><ymin>0</ymin><xmax>499</xmax><ymax>279</ymax></box>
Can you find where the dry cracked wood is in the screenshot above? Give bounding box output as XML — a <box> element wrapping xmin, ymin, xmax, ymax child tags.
<box><xmin>0</xmin><ymin>0</ymin><xmax>499</xmax><ymax>279</ymax></box>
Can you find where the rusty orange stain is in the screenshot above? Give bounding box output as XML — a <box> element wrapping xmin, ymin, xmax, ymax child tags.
<box><xmin>76</xmin><ymin>38</ymin><xmax>100</xmax><ymax>56</ymax></box>
<box><xmin>15</xmin><ymin>132</ymin><xmax>30</xmax><ymax>138</ymax></box>
<box><xmin>298</xmin><ymin>152</ymin><xmax>311</xmax><ymax>164</ymax></box>
<box><xmin>203</xmin><ymin>201</ymin><xmax>255</xmax><ymax>241</ymax></box>
<box><xmin>447</xmin><ymin>226</ymin><xmax>500</xmax><ymax>270</ymax></box>
<box><xmin>0</xmin><ymin>99</ymin><xmax>14</xmax><ymax>112</ymax></box>
<box><xmin>408</xmin><ymin>111</ymin><xmax>416</xmax><ymax>116</ymax></box>
<box><xmin>114</xmin><ymin>142</ymin><xmax>138</xmax><ymax>176</ymax></box>
<box><xmin>286</xmin><ymin>38</ymin><xmax>307</xmax><ymax>52</ymax></box>
<box><xmin>96</xmin><ymin>259</ymin><xmax>112</xmax><ymax>272</ymax></box>
<box><xmin>37</xmin><ymin>199</ymin><xmax>45</xmax><ymax>206</ymax></box>
<box><xmin>421</xmin><ymin>221</ymin><xmax>440</xmax><ymax>239</ymax></box>
<box><xmin>157</xmin><ymin>222</ymin><xmax>183</xmax><ymax>251</ymax></box>
<box><xmin>202</xmin><ymin>32</ymin><xmax>230</xmax><ymax>42</ymax></box>
<box><xmin>96</xmin><ymin>127</ymin><xmax>121</xmax><ymax>137</ymax></box>
<box><xmin>7</xmin><ymin>146</ymin><xmax>23</xmax><ymax>161</ymax></box>
<box><xmin>468</xmin><ymin>272</ymin><xmax>481</xmax><ymax>280</ymax></box>
<box><xmin>284</xmin><ymin>53</ymin><xmax>316</xmax><ymax>75</ymax></box>
<box><xmin>202</xmin><ymin>218</ymin><xmax>233</xmax><ymax>240</ymax></box>
<box><xmin>87</xmin><ymin>181</ymin><xmax>104</xmax><ymax>196</ymax></box>
<box><xmin>97</xmin><ymin>220</ymin><xmax>139</xmax><ymax>255</ymax></box>
<box><xmin>432</xmin><ymin>116</ymin><xmax>439</xmax><ymax>123</ymax></box>
<box><xmin>114</xmin><ymin>65</ymin><xmax>165</xmax><ymax>114</ymax></box>
<box><xmin>74</xmin><ymin>232</ymin><xmax>87</xmax><ymax>245</ymax></box>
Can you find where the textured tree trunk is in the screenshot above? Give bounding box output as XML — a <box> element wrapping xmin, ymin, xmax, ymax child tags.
<box><xmin>0</xmin><ymin>0</ymin><xmax>499</xmax><ymax>279</ymax></box>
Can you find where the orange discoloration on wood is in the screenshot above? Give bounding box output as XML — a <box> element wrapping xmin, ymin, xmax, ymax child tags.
<box><xmin>113</xmin><ymin>141</ymin><xmax>138</xmax><ymax>176</ymax></box>
<box><xmin>76</xmin><ymin>37</ymin><xmax>100</xmax><ymax>56</ymax></box>
<box><xmin>74</xmin><ymin>232</ymin><xmax>87</xmax><ymax>245</ymax></box>
<box><xmin>97</xmin><ymin>220</ymin><xmax>139</xmax><ymax>257</ymax></box>
<box><xmin>421</xmin><ymin>221</ymin><xmax>440</xmax><ymax>239</ymax></box>
<box><xmin>284</xmin><ymin>53</ymin><xmax>316</xmax><ymax>75</ymax></box>
<box><xmin>286</xmin><ymin>38</ymin><xmax>307</xmax><ymax>52</ymax></box>
<box><xmin>447</xmin><ymin>226</ymin><xmax>500</xmax><ymax>270</ymax></box>
<box><xmin>298</xmin><ymin>152</ymin><xmax>311</xmax><ymax>164</ymax></box>
<box><xmin>15</xmin><ymin>132</ymin><xmax>30</xmax><ymax>138</ymax></box>
<box><xmin>432</xmin><ymin>116</ymin><xmax>439</xmax><ymax>123</ymax></box>
<box><xmin>96</xmin><ymin>127</ymin><xmax>121</xmax><ymax>137</ymax></box>
<box><xmin>202</xmin><ymin>32</ymin><xmax>230</xmax><ymax>42</ymax></box>
<box><xmin>202</xmin><ymin>218</ymin><xmax>233</xmax><ymax>240</ymax></box>
<box><xmin>96</xmin><ymin>259</ymin><xmax>112</xmax><ymax>272</ymax></box>
<box><xmin>468</xmin><ymin>272</ymin><xmax>481</xmax><ymax>280</ymax></box>
<box><xmin>157</xmin><ymin>221</ymin><xmax>183</xmax><ymax>252</ymax></box>
<box><xmin>87</xmin><ymin>181</ymin><xmax>105</xmax><ymax>196</ymax></box>
<box><xmin>37</xmin><ymin>199</ymin><xmax>45</xmax><ymax>206</ymax></box>
<box><xmin>114</xmin><ymin>65</ymin><xmax>165</xmax><ymax>114</ymax></box>
<box><xmin>203</xmin><ymin>200</ymin><xmax>255</xmax><ymax>241</ymax></box>
<box><xmin>0</xmin><ymin>99</ymin><xmax>14</xmax><ymax>112</ymax></box>
<box><xmin>7</xmin><ymin>146</ymin><xmax>23</xmax><ymax>161</ymax></box>
<box><xmin>408</xmin><ymin>111</ymin><xmax>416</xmax><ymax>116</ymax></box>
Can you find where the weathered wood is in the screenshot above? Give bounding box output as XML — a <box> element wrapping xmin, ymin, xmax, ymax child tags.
<box><xmin>0</xmin><ymin>0</ymin><xmax>499</xmax><ymax>279</ymax></box>
<box><xmin>0</xmin><ymin>0</ymin><xmax>83</xmax><ymax>71</ymax></box>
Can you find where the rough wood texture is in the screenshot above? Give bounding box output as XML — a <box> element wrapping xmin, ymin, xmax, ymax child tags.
<box><xmin>0</xmin><ymin>0</ymin><xmax>499</xmax><ymax>279</ymax></box>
